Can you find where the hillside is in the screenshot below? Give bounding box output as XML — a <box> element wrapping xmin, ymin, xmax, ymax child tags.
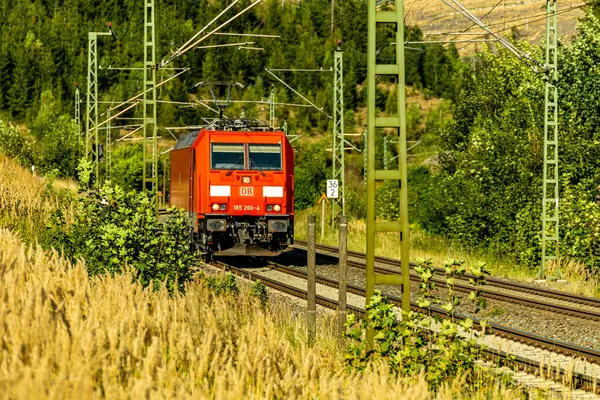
<box><xmin>404</xmin><ymin>0</ymin><xmax>585</xmax><ymax>50</ymax></box>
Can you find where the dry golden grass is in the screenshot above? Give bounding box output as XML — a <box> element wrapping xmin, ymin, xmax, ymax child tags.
<box><xmin>0</xmin><ymin>156</ymin><xmax>75</xmax><ymax>243</ymax></box>
<box><xmin>294</xmin><ymin>207</ymin><xmax>600</xmax><ymax>298</ymax></box>
<box><xmin>0</xmin><ymin>228</ymin><xmax>524</xmax><ymax>399</ymax></box>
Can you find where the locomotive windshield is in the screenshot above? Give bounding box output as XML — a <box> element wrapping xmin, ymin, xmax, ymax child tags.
<box><xmin>211</xmin><ymin>144</ymin><xmax>245</xmax><ymax>170</ymax></box>
<box><xmin>248</xmin><ymin>144</ymin><xmax>282</xmax><ymax>171</ymax></box>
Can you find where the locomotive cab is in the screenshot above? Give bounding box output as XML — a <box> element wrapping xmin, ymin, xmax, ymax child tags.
<box><xmin>170</xmin><ymin>129</ymin><xmax>294</xmax><ymax>256</ymax></box>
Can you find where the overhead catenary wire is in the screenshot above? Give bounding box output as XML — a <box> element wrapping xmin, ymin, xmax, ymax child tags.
<box><xmin>168</xmin><ymin>0</ymin><xmax>241</xmax><ymax>61</ymax></box>
<box><xmin>214</xmin><ymin>32</ymin><xmax>280</xmax><ymax>38</ymax></box>
<box><xmin>265</xmin><ymin>68</ymin><xmax>332</xmax><ymax>118</ymax></box>
<box><xmin>99</xmin><ymin>68</ymin><xmax>190</xmax><ymax>118</ymax></box>
<box><xmin>442</xmin><ymin>0</ymin><xmax>541</xmax><ymax>70</ymax></box>
<box><xmin>453</xmin><ymin>2</ymin><xmax>589</xmax><ymax>52</ymax></box>
<box><xmin>160</xmin><ymin>0</ymin><xmax>262</xmax><ymax>68</ymax></box>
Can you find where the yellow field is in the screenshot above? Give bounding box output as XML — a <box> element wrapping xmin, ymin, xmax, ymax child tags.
<box><xmin>0</xmin><ymin>229</ymin><xmax>524</xmax><ymax>399</ymax></box>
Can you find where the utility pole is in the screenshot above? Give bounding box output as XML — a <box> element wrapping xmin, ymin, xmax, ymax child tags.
<box><xmin>363</xmin><ymin>128</ymin><xmax>367</xmax><ymax>186</ymax></box>
<box><xmin>86</xmin><ymin>26</ymin><xmax>115</xmax><ymax>184</ymax></box>
<box><xmin>540</xmin><ymin>0</ymin><xmax>560</xmax><ymax>280</ymax></box>
<box><xmin>143</xmin><ymin>0</ymin><xmax>159</xmax><ymax>195</ymax></box>
<box><xmin>86</xmin><ymin>32</ymin><xmax>99</xmax><ymax>183</ymax></box>
<box><xmin>366</xmin><ymin>0</ymin><xmax>410</xmax><ymax>347</ymax></box>
<box><xmin>105</xmin><ymin>108</ymin><xmax>112</xmax><ymax>182</ymax></box>
<box><xmin>331</xmin><ymin>0</ymin><xmax>335</xmax><ymax>38</ymax></box>
<box><xmin>307</xmin><ymin>215</ymin><xmax>317</xmax><ymax>345</ymax></box>
<box><xmin>270</xmin><ymin>88</ymin><xmax>276</xmax><ymax>129</ymax></box>
<box><xmin>331</xmin><ymin>41</ymin><xmax>345</xmax><ymax>228</ymax></box>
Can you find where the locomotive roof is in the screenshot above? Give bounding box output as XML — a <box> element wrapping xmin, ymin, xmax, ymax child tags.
<box><xmin>174</xmin><ymin>131</ymin><xmax>201</xmax><ymax>150</ymax></box>
<box><xmin>174</xmin><ymin>129</ymin><xmax>286</xmax><ymax>150</ymax></box>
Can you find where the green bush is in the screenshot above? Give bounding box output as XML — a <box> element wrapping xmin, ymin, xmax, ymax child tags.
<box><xmin>50</xmin><ymin>161</ymin><xmax>196</xmax><ymax>292</ymax></box>
<box><xmin>345</xmin><ymin>259</ymin><xmax>489</xmax><ymax>390</ymax></box>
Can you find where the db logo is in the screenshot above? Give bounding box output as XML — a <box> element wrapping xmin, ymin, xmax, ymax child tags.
<box><xmin>240</xmin><ymin>187</ymin><xmax>254</xmax><ymax>196</ymax></box>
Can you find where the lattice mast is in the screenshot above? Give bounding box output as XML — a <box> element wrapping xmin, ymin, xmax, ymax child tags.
<box><xmin>540</xmin><ymin>0</ymin><xmax>560</xmax><ymax>279</ymax></box>
<box><xmin>86</xmin><ymin>33</ymin><xmax>99</xmax><ymax>182</ymax></box>
<box><xmin>85</xmin><ymin>26</ymin><xmax>115</xmax><ymax>184</ymax></box>
<box><xmin>106</xmin><ymin>108</ymin><xmax>112</xmax><ymax>182</ymax></box>
<box><xmin>366</xmin><ymin>0</ymin><xmax>410</xmax><ymax>346</ymax></box>
<box><xmin>332</xmin><ymin>41</ymin><xmax>346</xmax><ymax>227</ymax></box>
<box><xmin>143</xmin><ymin>0</ymin><xmax>159</xmax><ymax>193</ymax></box>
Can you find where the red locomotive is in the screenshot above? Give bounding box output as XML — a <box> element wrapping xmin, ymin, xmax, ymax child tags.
<box><xmin>170</xmin><ymin>128</ymin><xmax>294</xmax><ymax>256</ymax></box>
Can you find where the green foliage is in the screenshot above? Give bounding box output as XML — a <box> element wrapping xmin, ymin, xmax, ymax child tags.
<box><xmin>345</xmin><ymin>260</ymin><xmax>490</xmax><ymax>390</ymax></box>
<box><xmin>294</xmin><ymin>139</ymin><xmax>329</xmax><ymax>210</ymax></box>
<box><xmin>411</xmin><ymin>13</ymin><xmax>600</xmax><ymax>271</ymax></box>
<box><xmin>203</xmin><ymin>272</ymin><xmax>240</xmax><ymax>297</ymax></box>
<box><xmin>50</xmin><ymin>174</ymin><xmax>196</xmax><ymax>292</ymax></box>
<box><xmin>249</xmin><ymin>280</ymin><xmax>269</xmax><ymax>309</ymax></box>
<box><xmin>0</xmin><ymin>116</ymin><xmax>80</xmax><ymax>178</ymax></box>
<box><xmin>110</xmin><ymin>143</ymin><xmax>143</xmax><ymax>192</ymax></box>
<box><xmin>0</xmin><ymin>119</ymin><xmax>34</xmax><ymax>165</ymax></box>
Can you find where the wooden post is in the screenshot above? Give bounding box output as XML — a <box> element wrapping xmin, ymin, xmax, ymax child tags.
<box><xmin>320</xmin><ymin>199</ymin><xmax>325</xmax><ymax>239</ymax></box>
<box><xmin>162</xmin><ymin>158</ymin><xmax>167</xmax><ymax>207</ymax></box>
<box><xmin>338</xmin><ymin>215</ymin><xmax>348</xmax><ymax>337</ymax></box>
<box><xmin>307</xmin><ymin>215</ymin><xmax>317</xmax><ymax>345</ymax></box>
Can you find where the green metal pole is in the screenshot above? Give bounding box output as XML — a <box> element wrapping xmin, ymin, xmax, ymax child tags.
<box><xmin>363</xmin><ymin>127</ymin><xmax>367</xmax><ymax>186</ymax></box>
<box><xmin>86</xmin><ymin>32</ymin><xmax>99</xmax><ymax>183</ymax></box>
<box><xmin>332</xmin><ymin>45</ymin><xmax>345</xmax><ymax>228</ymax></box>
<box><xmin>366</xmin><ymin>0</ymin><xmax>377</xmax><ymax>347</ymax></box>
<box><xmin>143</xmin><ymin>0</ymin><xmax>158</xmax><ymax>195</ymax></box>
<box><xmin>540</xmin><ymin>0</ymin><xmax>560</xmax><ymax>280</ymax></box>
<box><xmin>366</xmin><ymin>0</ymin><xmax>410</xmax><ymax>348</ymax></box>
<box><xmin>270</xmin><ymin>88</ymin><xmax>276</xmax><ymax>129</ymax></box>
<box><xmin>106</xmin><ymin>108</ymin><xmax>112</xmax><ymax>182</ymax></box>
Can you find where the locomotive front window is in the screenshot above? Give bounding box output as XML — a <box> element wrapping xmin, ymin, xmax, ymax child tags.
<box><xmin>211</xmin><ymin>144</ymin><xmax>245</xmax><ymax>170</ymax></box>
<box><xmin>248</xmin><ymin>144</ymin><xmax>282</xmax><ymax>171</ymax></box>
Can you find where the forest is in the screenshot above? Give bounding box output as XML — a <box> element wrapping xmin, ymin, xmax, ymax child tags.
<box><xmin>0</xmin><ymin>0</ymin><xmax>599</xmax><ymax>273</ymax></box>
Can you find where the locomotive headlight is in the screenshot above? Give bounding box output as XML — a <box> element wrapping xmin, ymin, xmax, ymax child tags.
<box><xmin>207</xmin><ymin>219</ymin><xmax>226</xmax><ymax>232</ymax></box>
<box><xmin>266</xmin><ymin>205</ymin><xmax>273</xmax><ymax>212</ymax></box>
<box><xmin>242</xmin><ymin>176</ymin><xmax>251</xmax><ymax>184</ymax></box>
<box><xmin>273</xmin><ymin>204</ymin><xmax>281</xmax><ymax>212</ymax></box>
<box><xmin>219</xmin><ymin>204</ymin><xmax>227</xmax><ymax>211</ymax></box>
<box><xmin>268</xmin><ymin>220</ymin><xmax>288</xmax><ymax>233</ymax></box>
<box><xmin>212</xmin><ymin>204</ymin><xmax>220</xmax><ymax>211</ymax></box>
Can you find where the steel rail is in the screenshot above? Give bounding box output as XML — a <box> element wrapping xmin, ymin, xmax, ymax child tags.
<box><xmin>206</xmin><ymin>259</ymin><xmax>600</xmax><ymax>394</ymax></box>
<box><xmin>294</xmin><ymin>240</ymin><xmax>600</xmax><ymax>309</ymax></box>
<box><xmin>264</xmin><ymin>261</ymin><xmax>600</xmax><ymax>365</ymax></box>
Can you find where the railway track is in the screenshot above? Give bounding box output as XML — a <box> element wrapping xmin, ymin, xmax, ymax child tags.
<box><xmin>292</xmin><ymin>240</ymin><xmax>600</xmax><ymax>321</ymax></box>
<box><xmin>206</xmin><ymin>258</ymin><xmax>600</xmax><ymax>395</ymax></box>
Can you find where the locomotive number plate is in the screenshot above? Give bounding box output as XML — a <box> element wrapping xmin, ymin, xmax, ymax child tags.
<box><xmin>240</xmin><ymin>187</ymin><xmax>254</xmax><ymax>196</ymax></box>
<box><xmin>233</xmin><ymin>205</ymin><xmax>261</xmax><ymax>211</ymax></box>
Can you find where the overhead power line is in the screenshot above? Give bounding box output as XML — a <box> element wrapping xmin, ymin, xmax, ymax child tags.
<box><xmin>265</xmin><ymin>68</ymin><xmax>332</xmax><ymax>118</ymax></box>
<box><xmin>160</xmin><ymin>0</ymin><xmax>262</xmax><ymax>68</ymax></box>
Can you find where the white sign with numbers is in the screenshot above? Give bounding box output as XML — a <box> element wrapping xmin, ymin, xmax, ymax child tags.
<box><xmin>327</xmin><ymin>179</ymin><xmax>339</xmax><ymax>199</ymax></box>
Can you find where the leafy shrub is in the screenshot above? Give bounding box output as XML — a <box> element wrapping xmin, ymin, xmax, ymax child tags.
<box><xmin>50</xmin><ymin>161</ymin><xmax>196</xmax><ymax>292</ymax></box>
<box><xmin>345</xmin><ymin>259</ymin><xmax>489</xmax><ymax>390</ymax></box>
<box><xmin>202</xmin><ymin>272</ymin><xmax>240</xmax><ymax>297</ymax></box>
<box><xmin>249</xmin><ymin>280</ymin><xmax>269</xmax><ymax>309</ymax></box>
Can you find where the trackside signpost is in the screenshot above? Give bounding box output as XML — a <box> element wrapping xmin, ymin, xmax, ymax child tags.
<box><xmin>327</xmin><ymin>179</ymin><xmax>339</xmax><ymax>199</ymax></box>
<box><xmin>318</xmin><ymin>193</ymin><xmax>330</xmax><ymax>239</ymax></box>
